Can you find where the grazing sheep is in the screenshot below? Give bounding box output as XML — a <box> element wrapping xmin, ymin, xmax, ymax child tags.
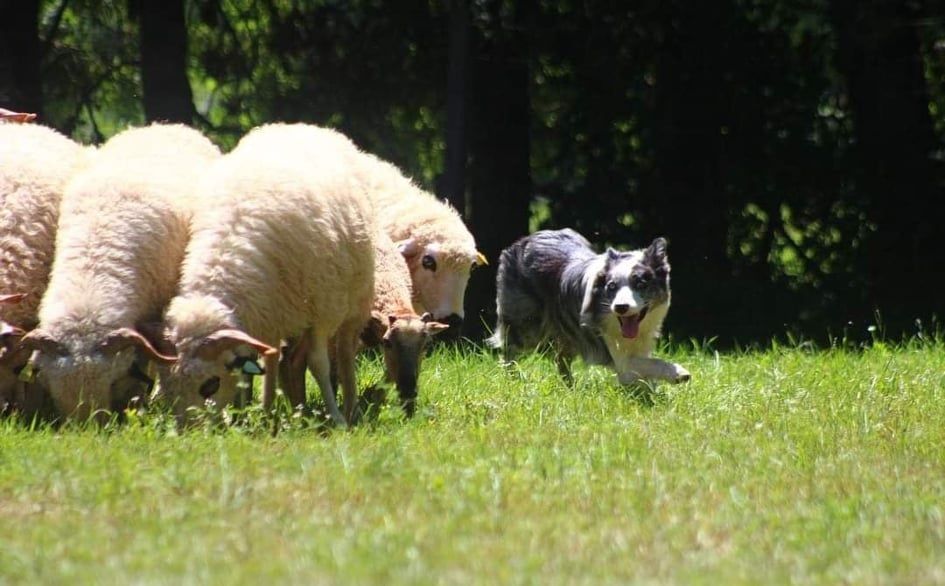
<box><xmin>19</xmin><ymin>124</ymin><xmax>221</xmax><ymax>420</ymax></box>
<box><xmin>360</xmin><ymin>154</ymin><xmax>485</xmax><ymax>327</ymax></box>
<box><xmin>154</xmin><ymin>123</ymin><xmax>375</xmax><ymax>426</ymax></box>
<box><xmin>281</xmin><ymin>232</ymin><xmax>449</xmax><ymax>417</ymax></box>
<box><xmin>0</xmin><ymin>124</ymin><xmax>92</xmax><ymax>414</ymax></box>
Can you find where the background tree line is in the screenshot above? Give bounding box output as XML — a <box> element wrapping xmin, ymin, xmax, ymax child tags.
<box><xmin>2</xmin><ymin>0</ymin><xmax>945</xmax><ymax>345</ymax></box>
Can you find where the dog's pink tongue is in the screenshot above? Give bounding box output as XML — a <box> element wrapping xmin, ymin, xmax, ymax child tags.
<box><xmin>619</xmin><ymin>315</ymin><xmax>640</xmax><ymax>339</ymax></box>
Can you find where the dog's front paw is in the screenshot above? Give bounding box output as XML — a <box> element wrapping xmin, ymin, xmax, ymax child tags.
<box><xmin>669</xmin><ymin>363</ymin><xmax>691</xmax><ymax>384</ymax></box>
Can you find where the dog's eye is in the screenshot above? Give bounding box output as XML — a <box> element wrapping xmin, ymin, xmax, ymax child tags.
<box><xmin>422</xmin><ymin>255</ymin><xmax>437</xmax><ymax>272</ymax></box>
<box><xmin>605</xmin><ymin>281</ymin><xmax>617</xmax><ymax>292</ymax></box>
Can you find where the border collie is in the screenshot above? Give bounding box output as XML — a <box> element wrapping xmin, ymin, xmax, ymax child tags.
<box><xmin>487</xmin><ymin>229</ymin><xmax>690</xmax><ymax>386</ymax></box>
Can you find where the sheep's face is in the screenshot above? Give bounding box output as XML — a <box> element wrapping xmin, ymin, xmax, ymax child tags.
<box><xmin>398</xmin><ymin>240</ymin><xmax>484</xmax><ymax>325</ymax></box>
<box><xmin>19</xmin><ymin>328</ymin><xmax>167</xmax><ymax>422</ymax></box>
<box><xmin>154</xmin><ymin>329</ymin><xmax>274</xmax><ymax>423</ymax></box>
<box><xmin>381</xmin><ymin>313</ymin><xmax>449</xmax><ymax>416</ymax></box>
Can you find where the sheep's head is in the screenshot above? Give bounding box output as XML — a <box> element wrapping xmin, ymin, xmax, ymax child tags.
<box><xmin>396</xmin><ymin>238</ymin><xmax>486</xmax><ymax>329</ymax></box>
<box><xmin>379</xmin><ymin>312</ymin><xmax>449</xmax><ymax>416</ymax></box>
<box><xmin>19</xmin><ymin>327</ymin><xmax>173</xmax><ymax>421</ymax></box>
<box><xmin>154</xmin><ymin>329</ymin><xmax>274</xmax><ymax>422</ymax></box>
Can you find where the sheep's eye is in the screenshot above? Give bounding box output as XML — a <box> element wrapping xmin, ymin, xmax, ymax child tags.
<box><xmin>605</xmin><ymin>281</ymin><xmax>618</xmax><ymax>293</ymax></box>
<box><xmin>199</xmin><ymin>377</ymin><xmax>221</xmax><ymax>399</ymax></box>
<box><xmin>382</xmin><ymin>338</ymin><xmax>393</xmax><ymax>348</ymax></box>
<box><xmin>421</xmin><ymin>255</ymin><xmax>437</xmax><ymax>272</ymax></box>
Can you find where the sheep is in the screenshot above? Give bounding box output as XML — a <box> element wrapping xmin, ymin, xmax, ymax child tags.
<box><xmin>18</xmin><ymin>124</ymin><xmax>221</xmax><ymax>421</ymax></box>
<box><xmin>235</xmin><ymin>123</ymin><xmax>483</xmax><ymax>328</ymax></box>
<box><xmin>358</xmin><ymin>154</ymin><xmax>485</xmax><ymax>328</ymax></box>
<box><xmin>153</xmin><ymin>123</ymin><xmax>375</xmax><ymax>426</ymax></box>
<box><xmin>0</xmin><ymin>123</ymin><xmax>93</xmax><ymax>415</ymax></box>
<box><xmin>280</xmin><ymin>232</ymin><xmax>449</xmax><ymax>418</ymax></box>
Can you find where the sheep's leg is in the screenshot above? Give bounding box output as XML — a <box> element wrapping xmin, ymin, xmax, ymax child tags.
<box><xmin>279</xmin><ymin>334</ymin><xmax>310</xmax><ymax>408</ymax></box>
<box><xmin>306</xmin><ymin>333</ymin><xmax>346</xmax><ymax>427</ymax></box>
<box><xmin>260</xmin><ymin>353</ymin><xmax>279</xmax><ymax>411</ymax></box>
<box><xmin>334</xmin><ymin>320</ymin><xmax>362</xmax><ymax>423</ymax></box>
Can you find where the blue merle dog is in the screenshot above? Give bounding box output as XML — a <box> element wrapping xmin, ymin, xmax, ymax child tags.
<box><xmin>487</xmin><ymin>229</ymin><xmax>690</xmax><ymax>386</ymax></box>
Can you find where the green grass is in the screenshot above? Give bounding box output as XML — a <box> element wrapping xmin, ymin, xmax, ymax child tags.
<box><xmin>2</xmin><ymin>340</ymin><xmax>945</xmax><ymax>584</ymax></box>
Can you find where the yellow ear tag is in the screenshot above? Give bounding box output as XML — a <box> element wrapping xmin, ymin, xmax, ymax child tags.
<box><xmin>476</xmin><ymin>251</ymin><xmax>489</xmax><ymax>266</ymax></box>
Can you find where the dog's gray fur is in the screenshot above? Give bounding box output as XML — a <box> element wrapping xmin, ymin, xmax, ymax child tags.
<box><xmin>488</xmin><ymin>229</ymin><xmax>690</xmax><ymax>385</ymax></box>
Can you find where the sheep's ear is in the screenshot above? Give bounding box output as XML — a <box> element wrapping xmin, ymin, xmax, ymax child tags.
<box><xmin>0</xmin><ymin>323</ymin><xmax>25</xmax><ymax>343</ymax></box>
<box><xmin>0</xmin><ymin>323</ymin><xmax>26</xmax><ymax>363</ymax></box>
<box><xmin>424</xmin><ymin>322</ymin><xmax>450</xmax><ymax>336</ymax></box>
<box><xmin>197</xmin><ymin>329</ymin><xmax>277</xmax><ymax>361</ymax></box>
<box><xmin>101</xmin><ymin>327</ymin><xmax>178</xmax><ymax>365</ymax></box>
<box><xmin>18</xmin><ymin>329</ymin><xmax>66</xmax><ymax>356</ymax></box>
<box><xmin>420</xmin><ymin>312</ymin><xmax>433</xmax><ymax>323</ymax></box>
<box><xmin>396</xmin><ymin>238</ymin><xmax>420</xmax><ymax>259</ymax></box>
<box><xmin>0</xmin><ymin>109</ymin><xmax>36</xmax><ymax>123</ymax></box>
<box><xmin>0</xmin><ymin>293</ymin><xmax>27</xmax><ymax>304</ymax></box>
<box><xmin>388</xmin><ymin>314</ymin><xmax>399</xmax><ymax>327</ymax></box>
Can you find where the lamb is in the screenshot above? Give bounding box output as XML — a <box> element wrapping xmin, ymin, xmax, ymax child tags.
<box><xmin>153</xmin><ymin>123</ymin><xmax>375</xmax><ymax>426</ymax></box>
<box><xmin>0</xmin><ymin>123</ymin><xmax>93</xmax><ymax>414</ymax></box>
<box><xmin>19</xmin><ymin>124</ymin><xmax>221</xmax><ymax>420</ymax></box>
<box><xmin>280</xmin><ymin>232</ymin><xmax>449</xmax><ymax>418</ymax></box>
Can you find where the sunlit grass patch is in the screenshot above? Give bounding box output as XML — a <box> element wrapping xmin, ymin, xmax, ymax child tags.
<box><xmin>0</xmin><ymin>340</ymin><xmax>944</xmax><ymax>583</ymax></box>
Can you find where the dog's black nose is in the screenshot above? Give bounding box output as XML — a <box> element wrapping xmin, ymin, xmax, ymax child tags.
<box><xmin>613</xmin><ymin>304</ymin><xmax>630</xmax><ymax>315</ymax></box>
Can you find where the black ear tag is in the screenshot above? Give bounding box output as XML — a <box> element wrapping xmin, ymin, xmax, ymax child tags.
<box><xmin>241</xmin><ymin>360</ymin><xmax>265</xmax><ymax>376</ymax></box>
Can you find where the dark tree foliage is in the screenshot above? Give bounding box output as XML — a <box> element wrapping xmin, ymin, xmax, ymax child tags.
<box><xmin>134</xmin><ymin>0</ymin><xmax>198</xmax><ymax>124</ymax></box>
<box><xmin>11</xmin><ymin>0</ymin><xmax>945</xmax><ymax>343</ymax></box>
<box><xmin>0</xmin><ymin>0</ymin><xmax>43</xmax><ymax>115</ymax></box>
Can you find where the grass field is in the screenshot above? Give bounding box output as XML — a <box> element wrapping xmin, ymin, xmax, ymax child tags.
<box><xmin>1</xmin><ymin>338</ymin><xmax>944</xmax><ymax>584</ymax></box>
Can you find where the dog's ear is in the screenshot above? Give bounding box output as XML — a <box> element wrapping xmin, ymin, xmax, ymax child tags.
<box><xmin>644</xmin><ymin>237</ymin><xmax>670</xmax><ymax>272</ymax></box>
<box><xmin>606</xmin><ymin>247</ymin><xmax>620</xmax><ymax>262</ymax></box>
<box><xmin>579</xmin><ymin>257</ymin><xmax>608</xmax><ymax>328</ymax></box>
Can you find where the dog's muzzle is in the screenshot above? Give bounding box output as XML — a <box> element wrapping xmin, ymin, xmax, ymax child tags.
<box><xmin>614</xmin><ymin>306</ymin><xmax>648</xmax><ymax>339</ymax></box>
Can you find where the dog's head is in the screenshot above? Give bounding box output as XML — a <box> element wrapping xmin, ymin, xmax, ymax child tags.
<box><xmin>579</xmin><ymin>237</ymin><xmax>670</xmax><ymax>338</ymax></box>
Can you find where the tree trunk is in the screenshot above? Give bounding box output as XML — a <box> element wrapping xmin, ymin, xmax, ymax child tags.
<box><xmin>832</xmin><ymin>0</ymin><xmax>945</xmax><ymax>329</ymax></box>
<box><xmin>0</xmin><ymin>0</ymin><xmax>43</xmax><ymax>117</ymax></box>
<box><xmin>465</xmin><ymin>0</ymin><xmax>533</xmax><ymax>340</ymax></box>
<box><xmin>443</xmin><ymin>0</ymin><xmax>469</xmax><ymax>214</ymax></box>
<box><xmin>138</xmin><ymin>0</ymin><xmax>197</xmax><ymax>124</ymax></box>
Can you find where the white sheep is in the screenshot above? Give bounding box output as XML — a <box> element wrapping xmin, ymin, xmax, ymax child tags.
<box><xmin>0</xmin><ymin>123</ymin><xmax>93</xmax><ymax>414</ymax></box>
<box><xmin>238</xmin><ymin>123</ymin><xmax>483</xmax><ymax>327</ymax></box>
<box><xmin>154</xmin><ymin>123</ymin><xmax>375</xmax><ymax>426</ymax></box>
<box><xmin>359</xmin><ymin>154</ymin><xmax>485</xmax><ymax>326</ymax></box>
<box><xmin>281</xmin><ymin>231</ymin><xmax>449</xmax><ymax>417</ymax></box>
<box><xmin>19</xmin><ymin>124</ymin><xmax>221</xmax><ymax>420</ymax></box>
